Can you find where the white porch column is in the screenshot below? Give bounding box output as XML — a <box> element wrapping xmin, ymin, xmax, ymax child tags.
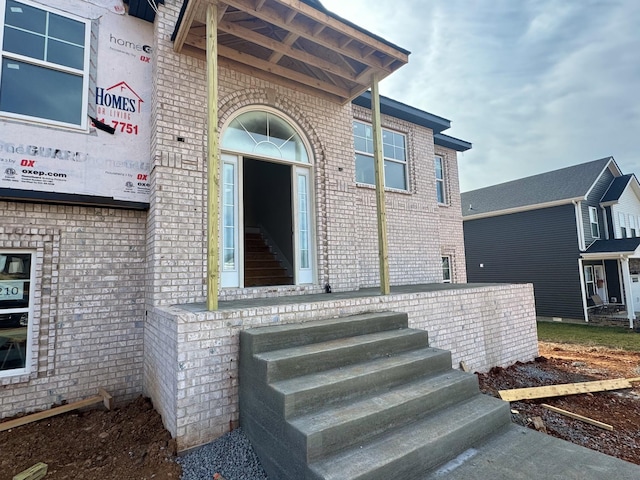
<box><xmin>578</xmin><ymin>258</ymin><xmax>589</xmax><ymax>322</ymax></box>
<box><xmin>621</xmin><ymin>257</ymin><xmax>635</xmax><ymax>328</ymax></box>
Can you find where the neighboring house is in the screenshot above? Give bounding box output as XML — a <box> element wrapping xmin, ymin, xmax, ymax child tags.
<box><xmin>462</xmin><ymin>156</ymin><xmax>640</xmax><ymax>327</ymax></box>
<box><xmin>0</xmin><ymin>0</ymin><xmax>538</xmax><ymax>450</ymax></box>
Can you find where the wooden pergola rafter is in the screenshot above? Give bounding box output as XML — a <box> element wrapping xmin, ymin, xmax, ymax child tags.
<box><xmin>174</xmin><ymin>0</ymin><xmax>409</xmax><ymax>103</ymax></box>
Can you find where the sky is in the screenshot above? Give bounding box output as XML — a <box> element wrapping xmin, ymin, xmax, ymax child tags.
<box><xmin>320</xmin><ymin>0</ymin><xmax>640</xmax><ymax>193</ymax></box>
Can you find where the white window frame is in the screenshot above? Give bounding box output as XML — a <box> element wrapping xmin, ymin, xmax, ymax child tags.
<box><xmin>629</xmin><ymin>214</ymin><xmax>636</xmax><ymax>238</ymax></box>
<box><xmin>353</xmin><ymin>120</ymin><xmax>408</xmax><ymax>191</ymax></box>
<box><xmin>442</xmin><ymin>255</ymin><xmax>452</xmax><ymax>283</ymax></box>
<box><xmin>435</xmin><ymin>155</ymin><xmax>447</xmax><ymax>204</ymax></box>
<box><xmin>619</xmin><ymin>212</ymin><xmax>627</xmax><ymax>238</ymax></box>
<box><xmin>588</xmin><ymin>206</ymin><xmax>600</xmax><ymax>239</ymax></box>
<box><xmin>0</xmin><ymin>0</ymin><xmax>91</xmax><ymax>129</ymax></box>
<box><xmin>0</xmin><ymin>249</ymin><xmax>35</xmax><ymax>377</ymax></box>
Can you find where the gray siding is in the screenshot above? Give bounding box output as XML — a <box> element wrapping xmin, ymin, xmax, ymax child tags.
<box><xmin>582</xmin><ymin>169</ymin><xmax>615</xmax><ymax>244</ymax></box>
<box><xmin>464</xmin><ymin>204</ymin><xmax>584</xmax><ymax>319</ymax></box>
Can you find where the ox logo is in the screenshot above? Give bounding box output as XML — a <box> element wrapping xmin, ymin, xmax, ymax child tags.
<box><xmin>137</xmin><ymin>174</ymin><xmax>148</xmax><ymax>181</ymax></box>
<box><xmin>20</xmin><ymin>159</ymin><xmax>35</xmax><ymax>167</ymax></box>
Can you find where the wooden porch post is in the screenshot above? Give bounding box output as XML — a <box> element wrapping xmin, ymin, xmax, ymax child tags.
<box><xmin>621</xmin><ymin>257</ymin><xmax>635</xmax><ymax>329</ymax></box>
<box><xmin>371</xmin><ymin>75</ymin><xmax>390</xmax><ymax>295</ymax></box>
<box><xmin>206</xmin><ymin>2</ymin><xmax>220</xmax><ymax>311</ymax></box>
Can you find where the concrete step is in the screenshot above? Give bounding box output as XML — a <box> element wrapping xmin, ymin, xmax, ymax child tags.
<box><xmin>266</xmin><ymin>346</ymin><xmax>452</xmax><ymax>418</ymax></box>
<box><xmin>254</xmin><ymin>328</ymin><xmax>430</xmax><ymax>382</ymax></box>
<box><xmin>245</xmin><ymin>276</ymin><xmax>292</xmax><ymax>287</ymax></box>
<box><xmin>241</xmin><ymin>311</ymin><xmax>409</xmax><ymax>355</ymax></box>
<box><xmin>290</xmin><ymin>369</ymin><xmax>480</xmax><ymax>461</ymax></box>
<box><xmin>308</xmin><ymin>394</ymin><xmax>511</xmax><ymax>480</ymax></box>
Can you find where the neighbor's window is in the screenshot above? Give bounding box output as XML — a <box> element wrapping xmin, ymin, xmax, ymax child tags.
<box><xmin>353</xmin><ymin>120</ymin><xmax>407</xmax><ymax>190</ymax></box>
<box><xmin>619</xmin><ymin>212</ymin><xmax>627</xmax><ymax>238</ymax></box>
<box><xmin>629</xmin><ymin>214</ymin><xmax>636</xmax><ymax>238</ymax></box>
<box><xmin>588</xmin><ymin>206</ymin><xmax>600</xmax><ymax>238</ymax></box>
<box><xmin>435</xmin><ymin>155</ymin><xmax>447</xmax><ymax>204</ymax></box>
<box><xmin>442</xmin><ymin>256</ymin><xmax>452</xmax><ymax>283</ymax></box>
<box><xmin>0</xmin><ymin>252</ymin><xmax>32</xmax><ymax>374</ymax></box>
<box><xmin>584</xmin><ymin>265</ymin><xmax>595</xmax><ymax>298</ymax></box>
<box><xmin>0</xmin><ymin>0</ymin><xmax>90</xmax><ymax>128</ymax></box>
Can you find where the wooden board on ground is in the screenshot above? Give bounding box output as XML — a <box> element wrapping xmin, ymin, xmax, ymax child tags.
<box><xmin>498</xmin><ymin>378</ymin><xmax>632</xmax><ymax>402</ymax></box>
<box><xmin>0</xmin><ymin>389</ymin><xmax>112</xmax><ymax>433</ymax></box>
<box><xmin>542</xmin><ymin>403</ymin><xmax>614</xmax><ymax>431</ymax></box>
<box><xmin>12</xmin><ymin>462</ymin><xmax>47</xmax><ymax>480</ymax></box>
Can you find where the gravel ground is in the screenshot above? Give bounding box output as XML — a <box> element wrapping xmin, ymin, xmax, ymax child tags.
<box><xmin>178</xmin><ymin>428</ymin><xmax>268</xmax><ymax>480</ymax></box>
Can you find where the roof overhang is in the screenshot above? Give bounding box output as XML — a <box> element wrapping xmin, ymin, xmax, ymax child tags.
<box><xmin>434</xmin><ymin>133</ymin><xmax>472</xmax><ymax>152</ymax></box>
<box><xmin>125</xmin><ymin>0</ymin><xmax>165</xmax><ymax>22</ymax></box>
<box><xmin>581</xmin><ymin>238</ymin><xmax>640</xmax><ymax>259</ymax></box>
<box><xmin>172</xmin><ymin>0</ymin><xmax>410</xmax><ymax>104</ymax></box>
<box><xmin>463</xmin><ymin>197</ymin><xmax>584</xmax><ymax>221</ymax></box>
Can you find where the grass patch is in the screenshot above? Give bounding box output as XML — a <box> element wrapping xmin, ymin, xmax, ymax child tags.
<box><xmin>537</xmin><ymin>321</ymin><xmax>640</xmax><ymax>352</ymax></box>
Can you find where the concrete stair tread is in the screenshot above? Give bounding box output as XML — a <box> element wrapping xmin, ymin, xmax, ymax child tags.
<box><xmin>309</xmin><ymin>394</ymin><xmax>510</xmax><ymax>480</ymax></box>
<box><xmin>291</xmin><ymin>369</ymin><xmax>475</xmax><ymax>434</ymax></box>
<box><xmin>256</xmin><ymin>328</ymin><xmax>426</xmax><ymax>363</ymax></box>
<box><xmin>290</xmin><ymin>370</ymin><xmax>480</xmax><ymax>460</ymax></box>
<box><xmin>271</xmin><ymin>347</ymin><xmax>449</xmax><ymax>396</ymax></box>
<box><xmin>258</xmin><ymin>329</ymin><xmax>430</xmax><ymax>382</ymax></box>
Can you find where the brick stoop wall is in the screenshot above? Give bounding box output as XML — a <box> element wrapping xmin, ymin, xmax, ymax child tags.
<box><xmin>143</xmin><ymin>283</ymin><xmax>537</xmax><ymax>451</ymax></box>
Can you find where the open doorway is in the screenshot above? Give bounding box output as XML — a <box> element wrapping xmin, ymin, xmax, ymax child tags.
<box><xmin>243</xmin><ymin>159</ymin><xmax>293</xmax><ymax>287</ymax></box>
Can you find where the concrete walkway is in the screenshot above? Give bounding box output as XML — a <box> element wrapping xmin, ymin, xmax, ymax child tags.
<box><xmin>424</xmin><ymin>424</ymin><xmax>640</xmax><ymax>479</ymax></box>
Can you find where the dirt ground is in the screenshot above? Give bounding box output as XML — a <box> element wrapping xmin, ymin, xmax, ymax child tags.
<box><xmin>2</xmin><ymin>341</ymin><xmax>640</xmax><ymax>479</ymax></box>
<box><xmin>477</xmin><ymin>341</ymin><xmax>640</xmax><ymax>466</ymax></box>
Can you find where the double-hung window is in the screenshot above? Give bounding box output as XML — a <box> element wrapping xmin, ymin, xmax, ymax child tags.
<box><xmin>629</xmin><ymin>214</ymin><xmax>637</xmax><ymax>237</ymax></box>
<box><xmin>0</xmin><ymin>0</ymin><xmax>91</xmax><ymax>128</ymax></box>
<box><xmin>619</xmin><ymin>212</ymin><xmax>627</xmax><ymax>238</ymax></box>
<box><xmin>435</xmin><ymin>155</ymin><xmax>447</xmax><ymax>204</ymax></box>
<box><xmin>354</xmin><ymin>120</ymin><xmax>408</xmax><ymax>190</ymax></box>
<box><xmin>588</xmin><ymin>206</ymin><xmax>600</xmax><ymax>238</ymax></box>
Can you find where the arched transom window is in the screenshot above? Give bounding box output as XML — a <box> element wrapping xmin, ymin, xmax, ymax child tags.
<box><xmin>222</xmin><ymin>110</ymin><xmax>309</xmax><ymax>164</ymax></box>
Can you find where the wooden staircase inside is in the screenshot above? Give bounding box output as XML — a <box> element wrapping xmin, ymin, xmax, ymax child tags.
<box><xmin>244</xmin><ymin>230</ymin><xmax>293</xmax><ymax>287</ymax></box>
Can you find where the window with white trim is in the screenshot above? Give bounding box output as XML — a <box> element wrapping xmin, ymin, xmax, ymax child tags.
<box><xmin>0</xmin><ymin>0</ymin><xmax>91</xmax><ymax>128</ymax></box>
<box><xmin>353</xmin><ymin>120</ymin><xmax>408</xmax><ymax>190</ymax></box>
<box><xmin>630</xmin><ymin>214</ymin><xmax>636</xmax><ymax>238</ymax></box>
<box><xmin>442</xmin><ymin>256</ymin><xmax>451</xmax><ymax>283</ymax></box>
<box><xmin>588</xmin><ymin>206</ymin><xmax>600</xmax><ymax>239</ymax></box>
<box><xmin>0</xmin><ymin>251</ymin><xmax>32</xmax><ymax>374</ymax></box>
<box><xmin>584</xmin><ymin>265</ymin><xmax>595</xmax><ymax>297</ymax></box>
<box><xmin>435</xmin><ymin>155</ymin><xmax>447</xmax><ymax>204</ymax></box>
<box><xmin>619</xmin><ymin>212</ymin><xmax>627</xmax><ymax>238</ymax></box>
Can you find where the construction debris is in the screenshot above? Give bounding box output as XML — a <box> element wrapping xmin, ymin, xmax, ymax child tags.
<box><xmin>0</xmin><ymin>388</ymin><xmax>112</xmax><ymax>433</ymax></box>
<box><xmin>12</xmin><ymin>462</ymin><xmax>47</xmax><ymax>480</ymax></box>
<box><xmin>498</xmin><ymin>378</ymin><xmax>633</xmax><ymax>402</ymax></box>
<box><xmin>459</xmin><ymin>361</ymin><xmax>470</xmax><ymax>372</ymax></box>
<box><xmin>542</xmin><ymin>404</ymin><xmax>614</xmax><ymax>431</ymax></box>
<box><xmin>531</xmin><ymin>416</ymin><xmax>547</xmax><ymax>433</ymax></box>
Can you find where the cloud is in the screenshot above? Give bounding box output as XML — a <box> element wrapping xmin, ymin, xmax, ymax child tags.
<box><xmin>321</xmin><ymin>0</ymin><xmax>640</xmax><ymax>191</ymax></box>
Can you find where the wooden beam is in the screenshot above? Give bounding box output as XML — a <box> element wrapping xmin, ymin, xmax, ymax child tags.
<box><xmin>542</xmin><ymin>404</ymin><xmax>614</xmax><ymax>431</ymax></box>
<box><xmin>216</xmin><ymin>20</ymin><xmax>358</xmax><ymax>82</ymax></box>
<box><xmin>498</xmin><ymin>378</ymin><xmax>632</xmax><ymax>402</ymax></box>
<box><xmin>216</xmin><ymin>44</ymin><xmax>351</xmax><ymax>98</ymax></box>
<box><xmin>219</xmin><ymin>0</ymin><xmax>405</xmax><ymax>74</ymax></box>
<box><xmin>255</xmin><ymin>0</ymin><xmax>267</xmax><ymax>10</ymax></box>
<box><xmin>12</xmin><ymin>462</ymin><xmax>47</xmax><ymax>480</ymax></box>
<box><xmin>371</xmin><ymin>74</ymin><xmax>390</xmax><ymax>295</ymax></box>
<box><xmin>0</xmin><ymin>389</ymin><xmax>112</xmax><ymax>433</ymax></box>
<box><xmin>218</xmin><ymin>3</ymin><xmax>229</xmax><ymax>21</ymax></box>
<box><xmin>174</xmin><ymin>0</ymin><xmax>201</xmax><ymax>53</ymax></box>
<box><xmin>206</xmin><ymin>3</ymin><xmax>220</xmax><ymax>311</ymax></box>
<box><xmin>269</xmin><ymin>32</ymin><xmax>298</xmax><ymax>63</ymax></box>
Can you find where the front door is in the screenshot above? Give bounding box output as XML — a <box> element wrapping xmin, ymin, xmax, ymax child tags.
<box><xmin>220</xmin><ymin>154</ymin><xmax>315</xmax><ymax>288</ymax></box>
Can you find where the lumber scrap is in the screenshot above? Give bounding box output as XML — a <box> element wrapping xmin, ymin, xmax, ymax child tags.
<box><xmin>542</xmin><ymin>404</ymin><xmax>614</xmax><ymax>431</ymax></box>
<box><xmin>0</xmin><ymin>389</ymin><xmax>112</xmax><ymax>433</ymax></box>
<box><xmin>498</xmin><ymin>378</ymin><xmax>632</xmax><ymax>402</ymax></box>
<box><xmin>531</xmin><ymin>416</ymin><xmax>547</xmax><ymax>433</ymax></box>
<box><xmin>12</xmin><ymin>462</ymin><xmax>47</xmax><ymax>480</ymax></box>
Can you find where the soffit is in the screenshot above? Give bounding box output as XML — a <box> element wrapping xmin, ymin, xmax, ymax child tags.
<box><xmin>173</xmin><ymin>0</ymin><xmax>410</xmax><ymax>104</ymax></box>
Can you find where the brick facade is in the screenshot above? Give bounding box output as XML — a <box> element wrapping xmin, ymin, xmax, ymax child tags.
<box><xmin>0</xmin><ymin>0</ymin><xmax>536</xmax><ymax>454</ymax></box>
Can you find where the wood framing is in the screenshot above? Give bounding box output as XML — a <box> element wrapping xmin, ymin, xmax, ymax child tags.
<box><xmin>371</xmin><ymin>75</ymin><xmax>390</xmax><ymax>295</ymax></box>
<box><xmin>173</xmin><ymin>0</ymin><xmax>409</xmax><ymax>104</ymax></box>
<box><xmin>207</xmin><ymin>3</ymin><xmax>220</xmax><ymax>311</ymax></box>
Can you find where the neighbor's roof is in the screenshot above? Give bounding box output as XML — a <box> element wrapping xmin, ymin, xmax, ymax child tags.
<box><xmin>462</xmin><ymin>157</ymin><xmax>617</xmax><ymax>219</ymax></box>
<box><xmin>583</xmin><ymin>238</ymin><xmax>640</xmax><ymax>256</ymax></box>
<box><xmin>601</xmin><ymin>174</ymin><xmax>637</xmax><ymax>204</ymax></box>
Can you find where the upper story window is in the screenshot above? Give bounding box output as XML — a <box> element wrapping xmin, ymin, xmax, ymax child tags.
<box><xmin>435</xmin><ymin>155</ymin><xmax>447</xmax><ymax>204</ymax></box>
<box><xmin>629</xmin><ymin>214</ymin><xmax>637</xmax><ymax>237</ymax></box>
<box><xmin>0</xmin><ymin>0</ymin><xmax>91</xmax><ymax>129</ymax></box>
<box><xmin>353</xmin><ymin>120</ymin><xmax>407</xmax><ymax>191</ymax></box>
<box><xmin>619</xmin><ymin>212</ymin><xmax>627</xmax><ymax>238</ymax></box>
<box><xmin>588</xmin><ymin>206</ymin><xmax>600</xmax><ymax>238</ymax></box>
